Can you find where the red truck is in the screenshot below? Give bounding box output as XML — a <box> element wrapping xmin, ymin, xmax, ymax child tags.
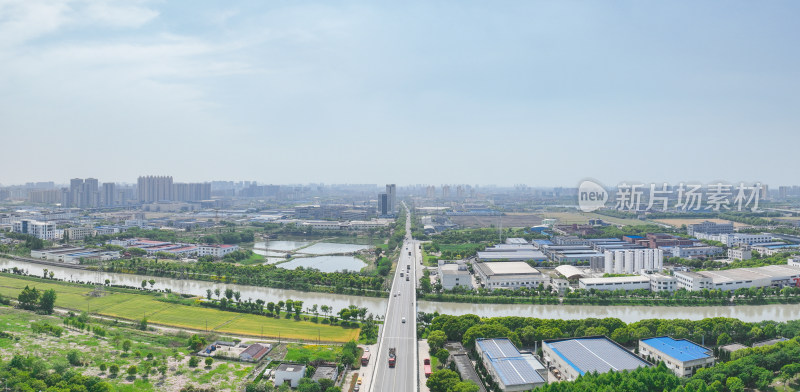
<box><xmin>361</xmin><ymin>351</ymin><xmax>371</xmax><ymax>366</ymax></box>
<box><xmin>388</xmin><ymin>348</ymin><xmax>396</xmax><ymax>367</ymax></box>
<box><xmin>423</xmin><ymin>358</ymin><xmax>432</xmax><ymax>378</ymax></box>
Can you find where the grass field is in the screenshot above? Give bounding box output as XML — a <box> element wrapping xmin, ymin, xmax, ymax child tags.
<box><xmin>542</xmin><ymin>211</ymin><xmax>650</xmax><ymax>226</ymax></box>
<box><xmin>284</xmin><ymin>343</ymin><xmax>342</xmax><ymax>363</ymax></box>
<box><xmin>653</xmin><ymin>218</ymin><xmax>749</xmax><ymax>229</ymax></box>
<box><xmin>0</xmin><ymin>274</ymin><xmax>359</xmax><ymax>343</ymax></box>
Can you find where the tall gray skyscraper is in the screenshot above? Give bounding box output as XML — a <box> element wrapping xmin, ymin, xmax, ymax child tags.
<box><xmin>386</xmin><ymin>184</ymin><xmax>396</xmax><ymax>213</ymax></box>
<box><xmin>84</xmin><ymin>178</ymin><xmax>99</xmax><ymax>208</ymax></box>
<box><xmin>378</xmin><ymin>193</ymin><xmax>389</xmax><ymax>216</ymax></box>
<box><xmin>102</xmin><ymin>183</ymin><xmax>116</xmax><ymax>207</ymax></box>
<box><xmin>67</xmin><ymin>178</ymin><xmax>100</xmax><ymax>208</ymax></box>
<box><xmin>137</xmin><ymin>176</ymin><xmax>174</xmax><ymax>202</ymax></box>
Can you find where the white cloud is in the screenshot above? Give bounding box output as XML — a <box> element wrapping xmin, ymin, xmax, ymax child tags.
<box><xmin>85</xmin><ymin>2</ymin><xmax>158</xmax><ymax>28</ymax></box>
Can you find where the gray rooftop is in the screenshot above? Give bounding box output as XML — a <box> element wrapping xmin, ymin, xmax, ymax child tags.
<box><xmin>545</xmin><ymin>337</ymin><xmax>651</xmax><ymax>376</ymax></box>
<box><xmin>477</xmin><ymin>339</ymin><xmax>546</xmax><ymax>386</ymax></box>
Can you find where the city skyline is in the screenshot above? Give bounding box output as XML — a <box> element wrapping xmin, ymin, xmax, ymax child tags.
<box><xmin>2</xmin><ymin>1</ymin><xmax>800</xmax><ymax>186</ymax></box>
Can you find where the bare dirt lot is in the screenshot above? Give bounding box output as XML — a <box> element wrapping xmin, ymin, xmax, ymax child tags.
<box><xmin>450</xmin><ymin>213</ymin><xmax>543</xmax><ymax>228</ymax></box>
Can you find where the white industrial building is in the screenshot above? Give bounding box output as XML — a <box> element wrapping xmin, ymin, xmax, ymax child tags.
<box><xmin>196</xmin><ymin>244</ymin><xmax>239</xmax><ymax>258</ymax></box>
<box><xmin>30</xmin><ymin>247</ymin><xmax>120</xmax><ymax>264</ymax></box>
<box><xmin>728</xmin><ymin>247</ymin><xmax>752</xmax><ymax>261</ymax></box>
<box><xmin>64</xmin><ymin>227</ymin><xmax>94</xmax><ymax>241</ymax></box>
<box><xmin>474</xmin><ymin>262</ymin><xmax>549</xmax><ymax>291</ymax></box>
<box><xmin>670</xmin><ymin>246</ymin><xmax>723</xmax><ymax>259</ymax></box>
<box><xmin>687</xmin><ymin>221</ymin><xmax>734</xmax><ymax>236</ymax></box>
<box><xmin>674</xmin><ymin>265</ymin><xmax>800</xmax><ymax>291</ymax></box>
<box><xmin>694</xmin><ymin>232</ymin><xmax>774</xmax><ymax>247</ymax></box>
<box><xmin>648</xmin><ymin>273</ymin><xmax>677</xmax><ymax>292</ymax></box>
<box><xmin>438</xmin><ymin>261</ymin><xmax>473</xmax><ymax>290</ymax></box>
<box><xmin>639</xmin><ymin>337</ymin><xmax>715</xmax><ymax>377</ymax></box>
<box><xmin>603</xmin><ymin>249</ymin><xmax>663</xmax><ymax>274</ymax></box>
<box><xmin>579</xmin><ymin>276</ymin><xmax>651</xmax><ymax>291</ymax></box>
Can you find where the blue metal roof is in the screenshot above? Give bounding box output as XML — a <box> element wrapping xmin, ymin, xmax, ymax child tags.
<box><xmin>641</xmin><ymin>337</ymin><xmax>712</xmax><ymax>362</ymax></box>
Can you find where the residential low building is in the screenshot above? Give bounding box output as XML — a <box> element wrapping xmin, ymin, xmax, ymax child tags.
<box><xmin>311</xmin><ymin>365</ymin><xmax>339</xmax><ymax>382</ymax></box>
<box><xmin>12</xmin><ymin>219</ymin><xmax>56</xmax><ymax>240</ymax></box>
<box><xmin>274</xmin><ymin>363</ymin><xmax>306</xmax><ymax>388</ymax></box>
<box><xmin>64</xmin><ymin>226</ymin><xmax>94</xmax><ymax>241</ymax></box>
<box><xmin>239</xmin><ymin>343</ymin><xmax>271</xmax><ymax>362</ymax></box>
<box><xmin>639</xmin><ymin>337</ymin><xmax>715</xmax><ymax>377</ymax></box>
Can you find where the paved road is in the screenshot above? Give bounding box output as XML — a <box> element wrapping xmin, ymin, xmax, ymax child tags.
<box><xmin>370</xmin><ymin>205</ymin><xmax>419</xmax><ymax>392</ymax></box>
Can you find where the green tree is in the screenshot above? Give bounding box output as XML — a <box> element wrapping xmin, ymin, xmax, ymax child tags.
<box><xmin>109</xmin><ymin>364</ymin><xmax>120</xmax><ymax>376</ymax></box>
<box><xmin>451</xmin><ymin>381</ymin><xmax>480</xmax><ymax>392</ymax></box>
<box><xmin>726</xmin><ymin>376</ymin><xmax>744</xmax><ymax>392</ymax></box>
<box><xmin>426</xmin><ymin>369</ymin><xmax>460</xmax><ymax>392</ymax></box>
<box><xmin>205</xmin><ymin>357</ymin><xmax>213</xmax><ymax>367</ymax></box>
<box><xmin>17</xmin><ymin>285</ymin><xmax>41</xmax><ymax>310</ymax></box>
<box><xmin>225</xmin><ymin>288</ymin><xmax>234</xmax><ymax>300</ymax></box>
<box><xmin>122</xmin><ymin>340</ymin><xmax>132</xmax><ymax>353</ymax></box>
<box><xmin>188</xmin><ymin>334</ymin><xmax>207</xmax><ymax>351</ymax></box>
<box><xmin>206</xmin><ymin>289</ymin><xmax>213</xmax><ymax>300</ymax></box>
<box><xmin>435</xmin><ymin>348</ymin><xmax>450</xmax><ymax>367</ymax></box>
<box><xmin>189</xmin><ymin>356</ymin><xmax>200</xmax><ymax>368</ymax></box>
<box><xmin>127</xmin><ymin>365</ymin><xmax>138</xmax><ymax>378</ymax></box>
<box><xmin>427</xmin><ymin>330</ymin><xmax>447</xmax><ymax>352</ymax></box>
<box><xmin>38</xmin><ymin>289</ymin><xmax>56</xmax><ymax>314</ymax></box>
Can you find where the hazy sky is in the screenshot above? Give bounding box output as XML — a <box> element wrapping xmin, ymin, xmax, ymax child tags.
<box><xmin>2</xmin><ymin>1</ymin><xmax>799</xmax><ymax>187</ymax></box>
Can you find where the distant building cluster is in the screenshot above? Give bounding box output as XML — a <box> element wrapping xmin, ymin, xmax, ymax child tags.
<box><xmin>137</xmin><ymin>176</ymin><xmax>211</xmax><ymax>203</ymax></box>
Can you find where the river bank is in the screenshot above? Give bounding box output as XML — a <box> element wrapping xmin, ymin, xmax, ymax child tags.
<box><xmin>4</xmin><ymin>257</ymin><xmax>800</xmax><ymax>323</ymax></box>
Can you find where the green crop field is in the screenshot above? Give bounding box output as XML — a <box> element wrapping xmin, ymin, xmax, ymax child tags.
<box><xmin>216</xmin><ymin>313</ymin><xmax>360</xmax><ymax>342</ymax></box>
<box><xmin>0</xmin><ymin>274</ymin><xmax>358</xmax><ymax>343</ymax></box>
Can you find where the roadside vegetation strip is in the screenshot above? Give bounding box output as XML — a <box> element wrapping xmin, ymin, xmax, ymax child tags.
<box><xmin>0</xmin><ymin>274</ymin><xmax>359</xmax><ymax>343</ymax></box>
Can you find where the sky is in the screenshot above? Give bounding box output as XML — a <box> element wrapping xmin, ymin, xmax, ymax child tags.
<box><xmin>1</xmin><ymin>0</ymin><xmax>799</xmax><ymax>187</ymax></box>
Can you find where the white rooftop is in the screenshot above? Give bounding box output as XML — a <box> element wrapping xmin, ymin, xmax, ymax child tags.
<box><xmin>479</xmin><ymin>262</ymin><xmax>540</xmax><ymax>276</ymax></box>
